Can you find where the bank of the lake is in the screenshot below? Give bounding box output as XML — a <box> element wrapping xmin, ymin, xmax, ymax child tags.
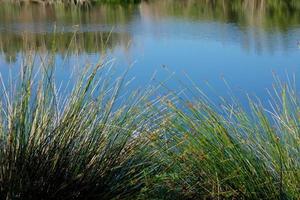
<box><xmin>0</xmin><ymin>61</ymin><xmax>299</xmax><ymax>199</ymax></box>
<box><xmin>0</xmin><ymin>1</ymin><xmax>299</xmax><ymax>199</ymax></box>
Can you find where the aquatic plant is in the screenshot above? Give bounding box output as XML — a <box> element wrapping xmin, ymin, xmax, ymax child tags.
<box><xmin>0</xmin><ymin>55</ymin><xmax>158</xmax><ymax>199</ymax></box>
<box><xmin>0</xmin><ymin>22</ymin><xmax>298</xmax><ymax>198</ymax></box>
<box><xmin>148</xmin><ymin>77</ymin><xmax>300</xmax><ymax>199</ymax></box>
<box><xmin>0</xmin><ymin>56</ymin><xmax>299</xmax><ymax>199</ymax></box>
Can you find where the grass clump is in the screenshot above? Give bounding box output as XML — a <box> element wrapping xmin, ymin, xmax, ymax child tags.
<box><xmin>0</xmin><ymin>54</ymin><xmax>299</xmax><ymax>199</ymax></box>
<box><xmin>0</xmin><ymin>56</ymin><xmax>156</xmax><ymax>199</ymax></box>
<box><xmin>149</xmin><ymin>79</ymin><xmax>300</xmax><ymax>199</ymax></box>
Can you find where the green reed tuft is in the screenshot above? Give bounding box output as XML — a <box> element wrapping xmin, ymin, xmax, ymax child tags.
<box><xmin>0</xmin><ymin>55</ymin><xmax>158</xmax><ymax>199</ymax></box>
<box><xmin>0</xmin><ymin>55</ymin><xmax>299</xmax><ymax>199</ymax></box>
<box><xmin>147</xmin><ymin>77</ymin><xmax>300</xmax><ymax>199</ymax></box>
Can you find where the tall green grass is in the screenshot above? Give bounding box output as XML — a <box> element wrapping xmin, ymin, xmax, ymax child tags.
<box><xmin>0</xmin><ymin>55</ymin><xmax>299</xmax><ymax>199</ymax></box>
<box><xmin>148</xmin><ymin>77</ymin><xmax>300</xmax><ymax>199</ymax></box>
<box><xmin>0</xmin><ymin>55</ymin><xmax>158</xmax><ymax>199</ymax></box>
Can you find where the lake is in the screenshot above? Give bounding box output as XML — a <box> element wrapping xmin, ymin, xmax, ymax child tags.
<box><xmin>0</xmin><ymin>0</ymin><xmax>300</xmax><ymax>105</ymax></box>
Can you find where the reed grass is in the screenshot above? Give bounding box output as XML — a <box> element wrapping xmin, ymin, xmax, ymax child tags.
<box><xmin>0</xmin><ymin>53</ymin><xmax>299</xmax><ymax>199</ymax></box>
<box><xmin>0</xmin><ymin>54</ymin><xmax>158</xmax><ymax>199</ymax></box>
<box><xmin>147</xmin><ymin>77</ymin><xmax>300</xmax><ymax>199</ymax></box>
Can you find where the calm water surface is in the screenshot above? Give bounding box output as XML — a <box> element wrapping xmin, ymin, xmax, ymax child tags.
<box><xmin>0</xmin><ymin>1</ymin><xmax>300</xmax><ymax>104</ymax></box>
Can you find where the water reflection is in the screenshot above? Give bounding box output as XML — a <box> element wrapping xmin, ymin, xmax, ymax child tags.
<box><xmin>0</xmin><ymin>3</ymin><xmax>137</xmax><ymax>63</ymax></box>
<box><xmin>140</xmin><ymin>0</ymin><xmax>300</xmax><ymax>31</ymax></box>
<box><xmin>139</xmin><ymin>0</ymin><xmax>300</xmax><ymax>53</ymax></box>
<box><xmin>0</xmin><ymin>0</ymin><xmax>299</xmax><ymax>105</ymax></box>
<box><xmin>0</xmin><ymin>0</ymin><xmax>299</xmax><ymax>60</ymax></box>
<box><xmin>0</xmin><ymin>31</ymin><xmax>132</xmax><ymax>62</ymax></box>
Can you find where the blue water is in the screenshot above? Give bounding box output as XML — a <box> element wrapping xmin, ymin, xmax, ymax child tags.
<box><xmin>0</xmin><ymin>2</ymin><xmax>299</xmax><ymax>106</ymax></box>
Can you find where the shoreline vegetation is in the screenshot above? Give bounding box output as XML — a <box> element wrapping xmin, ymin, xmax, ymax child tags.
<box><xmin>0</xmin><ymin>55</ymin><xmax>299</xmax><ymax>199</ymax></box>
<box><xmin>0</xmin><ymin>0</ymin><xmax>299</xmax><ymax>199</ymax></box>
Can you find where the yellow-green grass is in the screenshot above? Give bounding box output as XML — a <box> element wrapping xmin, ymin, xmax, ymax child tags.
<box><xmin>0</xmin><ymin>56</ymin><xmax>158</xmax><ymax>199</ymax></box>
<box><xmin>0</xmin><ymin>56</ymin><xmax>299</xmax><ymax>199</ymax></box>
<box><xmin>147</xmin><ymin>77</ymin><xmax>300</xmax><ymax>199</ymax></box>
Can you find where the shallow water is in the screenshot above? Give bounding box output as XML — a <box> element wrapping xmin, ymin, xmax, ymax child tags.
<box><xmin>0</xmin><ymin>1</ymin><xmax>300</xmax><ymax>104</ymax></box>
